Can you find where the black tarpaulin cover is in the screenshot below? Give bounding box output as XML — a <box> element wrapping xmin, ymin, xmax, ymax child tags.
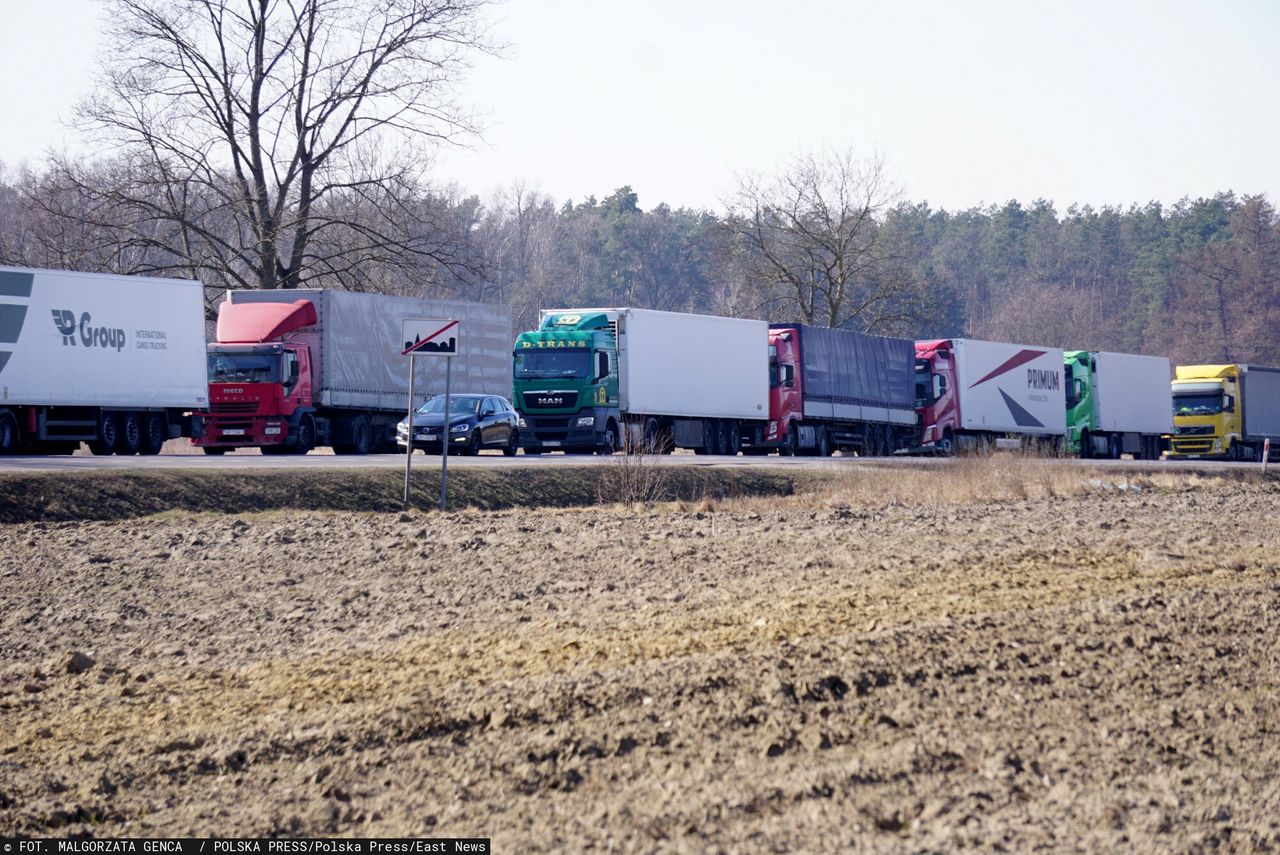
<box><xmin>774</xmin><ymin>324</ymin><xmax>915</xmax><ymax>410</ymax></box>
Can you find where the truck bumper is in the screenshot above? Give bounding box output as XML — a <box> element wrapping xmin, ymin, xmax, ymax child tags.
<box><xmin>519</xmin><ymin>410</ymin><xmax>607</xmax><ymax>451</ymax></box>
<box><xmin>192</xmin><ymin>415</ymin><xmax>289</xmax><ymax>448</ymax></box>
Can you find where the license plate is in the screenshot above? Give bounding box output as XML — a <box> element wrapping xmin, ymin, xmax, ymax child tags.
<box><xmin>422</xmin><ymin>434</ymin><xmax>438</xmax><ymax>441</ymax></box>
<box><xmin>543</xmin><ymin>440</ymin><xmax>561</xmax><ymax>447</ymax></box>
<box><xmin>223</xmin><ymin>429</ymin><xmax>245</xmax><ymax>436</ymax></box>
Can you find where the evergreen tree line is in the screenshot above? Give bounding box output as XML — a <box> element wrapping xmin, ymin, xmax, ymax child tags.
<box><xmin>1</xmin><ymin>161</ymin><xmax>1277</xmax><ymax>367</ymax></box>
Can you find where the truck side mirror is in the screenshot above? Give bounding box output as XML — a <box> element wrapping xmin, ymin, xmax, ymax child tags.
<box><xmin>1224</xmin><ymin>395</ymin><xmax>1235</xmax><ymax>413</ymax></box>
<box><xmin>596</xmin><ymin>352</ymin><xmax>609</xmax><ymax>381</ymax></box>
<box><xmin>290</xmin><ymin>361</ymin><xmax>300</xmax><ymax>380</ymax></box>
<box><xmin>933</xmin><ymin>375</ymin><xmax>945</xmax><ymax>399</ymax></box>
<box><xmin>781</xmin><ymin>364</ymin><xmax>795</xmax><ymax>387</ymax></box>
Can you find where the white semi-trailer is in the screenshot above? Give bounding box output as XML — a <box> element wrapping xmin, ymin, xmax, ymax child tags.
<box><xmin>512</xmin><ymin>307</ymin><xmax>769</xmax><ymax>454</ymax></box>
<box><xmin>0</xmin><ymin>266</ymin><xmax>208</xmax><ymax>455</ymax></box>
<box><xmin>914</xmin><ymin>337</ymin><xmax>1067</xmax><ymax>454</ymax></box>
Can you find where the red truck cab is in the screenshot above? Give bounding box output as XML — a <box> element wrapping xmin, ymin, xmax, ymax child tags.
<box><xmin>765</xmin><ymin>328</ymin><xmax>802</xmax><ymax>450</ymax></box>
<box><xmin>915</xmin><ymin>339</ymin><xmax>958</xmax><ymax>454</ymax></box>
<box><xmin>194</xmin><ymin>300</ymin><xmax>318</xmax><ymax>454</ymax></box>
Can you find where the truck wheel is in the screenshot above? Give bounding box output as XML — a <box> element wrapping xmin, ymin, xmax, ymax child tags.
<box><xmin>504</xmin><ymin>429</ymin><xmax>520</xmax><ymax>456</ymax></box>
<box><xmin>816</xmin><ymin>426</ymin><xmax>831</xmax><ymax>457</ymax></box>
<box><xmin>727</xmin><ymin>421</ymin><xmax>742</xmax><ymax>456</ymax></box>
<box><xmin>335</xmin><ymin>415</ymin><xmax>372</xmax><ymax>455</ymax></box>
<box><xmin>119</xmin><ymin>412</ymin><xmax>143</xmax><ymax>455</ymax></box>
<box><xmin>643</xmin><ymin>417</ymin><xmax>661</xmax><ymax>454</ymax></box>
<box><xmin>938</xmin><ymin>430</ymin><xmax>954</xmax><ymax>456</ymax></box>
<box><xmin>141</xmin><ymin>413</ymin><xmax>167</xmax><ymax>455</ymax></box>
<box><xmin>598</xmin><ymin>422</ymin><xmax>618</xmax><ymax>455</ymax></box>
<box><xmin>715</xmin><ymin>420</ymin><xmax>730</xmax><ymax>456</ymax></box>
<box><xmin>783</xmin><ymin>423</ymin><xmax>799</xmax><ymax>457</ymax></box>
<box><xmin>291</xmin><ymin>416</ymin><xmax>316</xmax><ymax>455</ymax></box>
<box><xmin>88</xmin><ymin>412</ymin><xmax>119</xmax><ymax>456</ymax></box>
<box><xmin>1108</xmin><ymin>433</ymin><xmax>1121</xmax><ymax>460</ymax></box>
<box><xmin>0</xmin><ymin>411</ymin><xmax>18</xmax><ymax>455</ymax></box>
<box><xmin>1078</xmin><ymin>430</ymin><xmax>1091</xmax><ymax>459</ymax></box>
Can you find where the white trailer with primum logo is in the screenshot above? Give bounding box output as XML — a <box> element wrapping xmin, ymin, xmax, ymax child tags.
<box><xmin>0</xmin><ymin>265</ymin><xmax>208</xmax><ymax>455</ymax></box>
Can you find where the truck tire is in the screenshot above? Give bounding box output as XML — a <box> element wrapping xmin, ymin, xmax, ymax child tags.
<box><xmin>1108</xmin><ymin>433</ymin><xmax>1122</xmax><ymax>460</ymax></box>
<box><xmin>643</xmin><ymin>417</ymin><xmax>662</xmax><ymax>454</ymax></box>
<box><xmin>119</xmin><ymin>412</ymin><xmax>143</xmax><ymax>455</ymax></box>
<box><xmin>141</xmin><ymin>413</ymin><xmax>167</xmax><ymax>455</ymax></box>
<box><xmin>695</xmin><ymin>419</ymin><xmax>715</xmax><ymax>455</ymax></box>
<box><xmin>783</xmin><ymin>423</ymin><xmax>799</xmax><ymax>457</ymax></box>
<box><xmin>335</xmin><ymin>415</ymin><xmax>373</xmax><ymax>455</ymax></box>
<box><xmin>715</xmin><ymin>420</ymin><xmax>730</xmax><ymax>456</ymax></box>
<box><xmin>597</xmin><ymin>422</ymin><xmax>617</xmax><ymax>455</ymax></box>
<box><xmin>88</xmin><ymin>412</ymin><xmax>119</xmax><ymax>456</ymax></box>
<box><xmin>291</xmin><ymin>416</ymin><xmax>316</xmax><ymax>455</ymax></box>
<box><xmin>938</xmin><ymin>429</ymin><xmax>954</xmax><ymax>456</ymax></box>
<box><xmin>816</xmin><ymin>426</ymin><xmax>831</xmax><ymax>457</ymax></box>
<box><xmin>0</xmin><ymin>411</ymin><xmax>18</xmax><ymax>455</ymax></box>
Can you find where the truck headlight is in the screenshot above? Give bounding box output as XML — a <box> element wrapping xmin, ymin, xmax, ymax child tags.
<box><xmin>451</xmin><ymin>423</ymin><xmax>470</xmax><ymax>433</ymax></box>
<box><xmin>1212</xmin><ymin>439</ymin><xmax>1222</xmax><ymax>451</ymax></box>
<box><xmin>576</xmin><ymin>416</ymin><xmax>595</xmax><ymax>427</ymax></box>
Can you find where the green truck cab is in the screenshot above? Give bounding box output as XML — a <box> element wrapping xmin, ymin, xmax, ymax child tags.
<box><xmin>512</xmin><ymin>311</ymin><xmax>620</xmax><ymax>454</ymax></box>
<box><xmin>1063</xmin><ymin>350</ymin><xmax>1172</xmax><ymax>459</ymax></box>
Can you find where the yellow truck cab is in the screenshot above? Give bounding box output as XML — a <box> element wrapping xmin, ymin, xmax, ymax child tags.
<box><xmin>1168</xmin><ymin>364</ymin><xmax>1280</xmax><ymax>461</ymax></box>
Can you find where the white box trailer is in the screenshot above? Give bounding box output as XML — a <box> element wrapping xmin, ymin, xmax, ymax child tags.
<box><xmin>952</xmin><ymin>338</ymin><xmax>1066</xmax><ymax>436</ymax></box>
<box><xmin>0</xmin><ymin>265</ymin><xmax>208</xmax><ymax>454</ymax></box>
<box><xmin>1093</xmin><ymin>352</ymin><xmax>1173</xmax><ymax>434</ymax></box>
<box><xmin>614</xmin><ymin>308</ymin><xmax>769</xmax><ymax>419</ymax></box>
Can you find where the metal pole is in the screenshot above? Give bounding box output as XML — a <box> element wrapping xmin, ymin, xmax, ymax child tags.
<box><xmin>403</xmin><ymin>353</ymin><xmax>415</xmax><ymax>508</ymax></box>
<box><xmin>440</xmin><ymin>356</ymin><xmax>452</xmax><ymax>512</ymax></box>
<box><xmin>1264</xmin><ymin>437</ymin><xmax>1271</xmax><ymax>476</ymax></box>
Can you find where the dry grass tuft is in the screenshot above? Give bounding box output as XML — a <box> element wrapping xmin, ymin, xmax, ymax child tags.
<box><xmin>594</xmin><ymin>429</ymin><xmax>671</xmax><ymax>507</ymax></box>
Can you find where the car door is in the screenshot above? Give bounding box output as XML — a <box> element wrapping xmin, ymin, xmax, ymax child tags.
<box><xmin>480</xmin><ymin>397</ymin><xmax>502</xmax><ymax>446</ymax></box>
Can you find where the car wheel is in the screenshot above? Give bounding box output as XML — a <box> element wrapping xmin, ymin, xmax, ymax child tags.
<box><xmin>467</xmin><ymin>431</ymin><xmax>481</xmax><ymax>455</ymax></box>
<box><xmin>503</xmin><ymin>430</ymin><xmax>519</xmax><ymax>457</ymax></box>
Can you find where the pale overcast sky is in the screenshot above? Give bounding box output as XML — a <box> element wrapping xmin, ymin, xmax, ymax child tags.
<box><xmin>2</xmin><ymin>0</ymin><xmax>1277</xmax><ymax>213</ymax></box>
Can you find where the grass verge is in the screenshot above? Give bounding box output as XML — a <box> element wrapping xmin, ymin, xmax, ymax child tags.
<box><xmin>0</xmin><ymin>465</ymin><xmax>801</xmax><ymax>523</ymax></box>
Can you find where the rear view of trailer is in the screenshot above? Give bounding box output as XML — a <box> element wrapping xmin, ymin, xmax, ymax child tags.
<box><xmin>953</xmin><ymin>340</ymin><xmax>1066</xmax><ymax>436</ymax></box>
<box><xmin>1241</xmin><ymin>365</ymin><xmax>1280</xmax><ymax>440</ymax></box>
<box><xmin>1093</xmin><ymin>352</ymin><xmax>1173</xmax><ymax>435</ymax></box>
<box><xmin>788</xmin><ymin>324</ymin><xmax>915</xmax><ymax>426</ymax></box>
<box><xmin>618</xmin><ymin>309</ymin><xmax>768</xmax><ymax>419</ymax></box>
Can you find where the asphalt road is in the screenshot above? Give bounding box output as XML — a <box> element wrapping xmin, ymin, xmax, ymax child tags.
<box><xmin>0</xmin><ymin>447</ymin><xmax>1264</xmax><ymax>473</ymax></box>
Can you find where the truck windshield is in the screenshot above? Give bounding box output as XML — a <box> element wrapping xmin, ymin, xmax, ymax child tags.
<box><xmin>208</xmin><ymin>352</ymin><xmax>282</xmax><ymax>384</ymax></box>
<box><xmin>1173</xmin><ymin>393</ymin><xmax>1222</xmax><ymax>416</ymax></box>
<box><xmin>514</xmin><ymin>349</ymin><xmax>590</xmax><ymax>379</ymax></box>
<box><xmin>914</xmin><ymin>360</ymin><xmax>933</xmax><ymax>408</ymax></box>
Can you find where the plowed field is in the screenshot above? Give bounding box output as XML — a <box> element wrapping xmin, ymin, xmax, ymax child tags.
<box><xmin>2</xmin><ymin>466</ymin><xmax>1278</xmax><ymax>851</ymax></box>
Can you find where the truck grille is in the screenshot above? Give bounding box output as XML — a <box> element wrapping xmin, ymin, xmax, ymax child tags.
<box><xmin>522</xmin><ymin>390</ymin><xmax>579</xmax><ymax>410</ymax></box>
<box><xmin>210</xmin><ymin>401</ymin><xmax>259</xmax><ymax>414</ymax></box>
<box><xmin>1174</xmin><ymin>425</ymin><xmax>1214</xmax><ymax>436</ymax></box>
<box><xmin>1171</xmin><ymin>439</ymin><xmax>1215</xmax><ymax>454</ymax></box>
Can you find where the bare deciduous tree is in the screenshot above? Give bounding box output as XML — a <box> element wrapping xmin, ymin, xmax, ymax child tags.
<box><xmin>61</xmin><ymin>0</ymin><xmax>491</xmax><ymax>291</ymax></box>
<box><xmin>725</xmin><ymin>148</ymin><xmax>922</xmax><ymax>332</ymax></box>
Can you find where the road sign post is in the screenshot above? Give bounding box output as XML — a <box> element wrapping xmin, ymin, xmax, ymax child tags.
<box><xmin>402</xmin><ymin>319</ymin><xmax>461</xmax><ymax>511</ymax></box>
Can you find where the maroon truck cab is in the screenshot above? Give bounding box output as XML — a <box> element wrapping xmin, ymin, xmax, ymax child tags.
<box><xmin>764</xmin><ymin>327</ymin><xmax>803</xmax><ymax>448</ymax></box>
<box><xmin>194</xmin><ymin>300</ymin><xmax>318</xmax><ymax>454</ymax></box>
<box><xmin>915</xmin><ymin>339</ymin><xmax>959</xmax><ymax>454</ymax></box>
